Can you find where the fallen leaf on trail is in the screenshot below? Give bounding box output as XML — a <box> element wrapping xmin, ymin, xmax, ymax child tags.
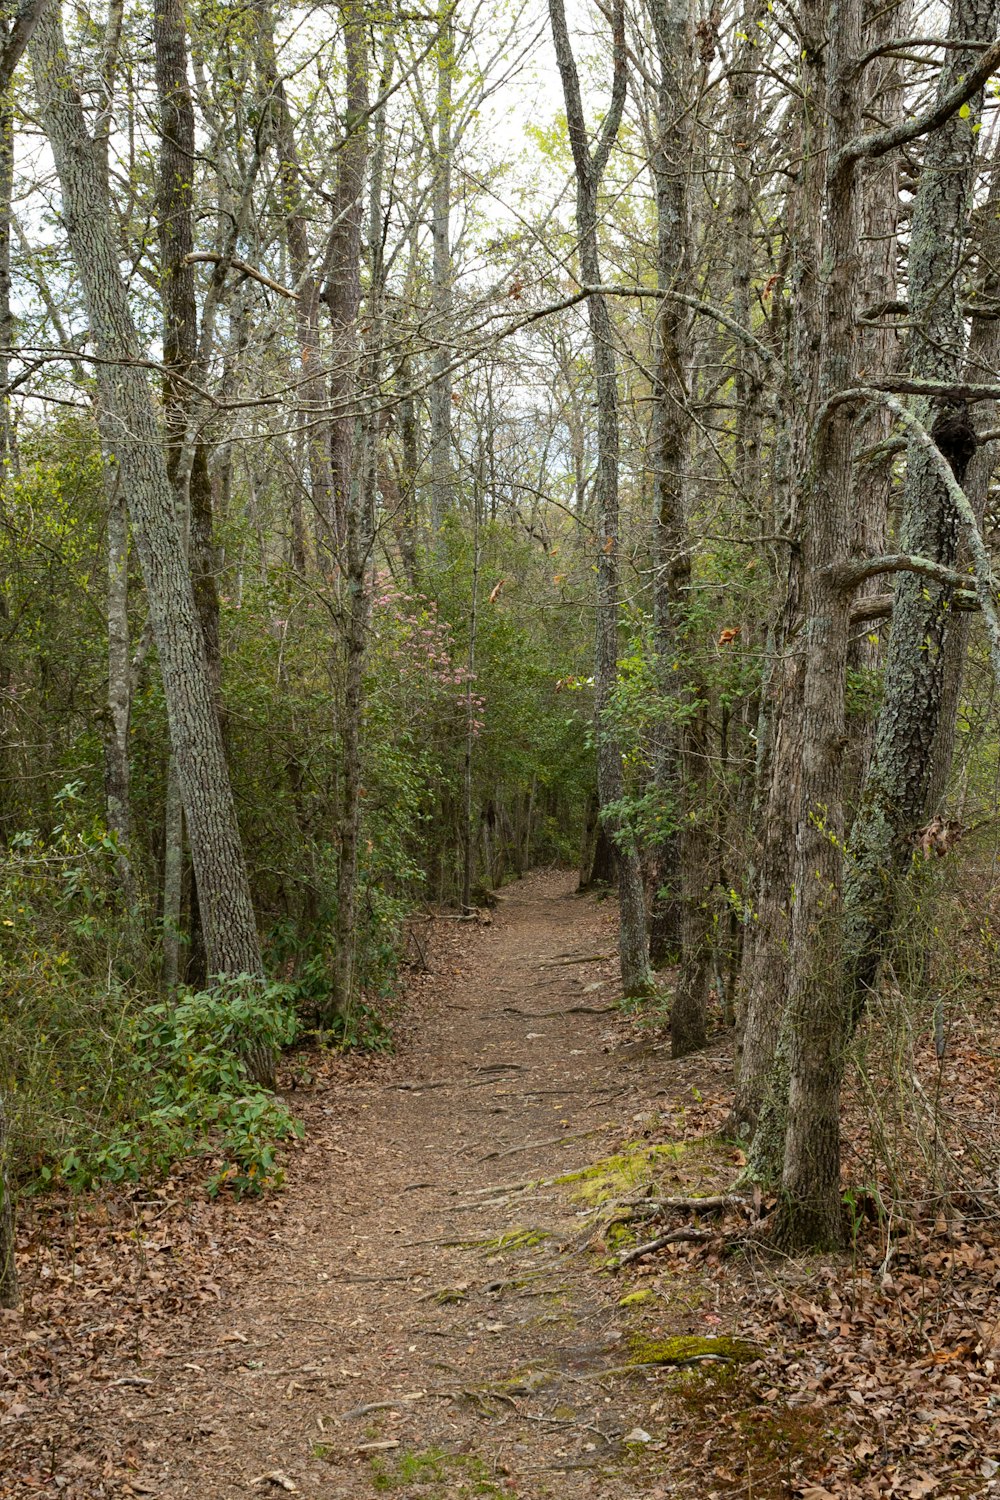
<box><xmin>250</xmin><ymin>1473</ymin><xmax>298</xmax><ymax>1492</ymax></box>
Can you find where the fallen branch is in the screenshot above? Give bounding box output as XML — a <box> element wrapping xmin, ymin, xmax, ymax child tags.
<box><xmin>502</xmin><ymin>1005</ymin><xmax>616</xmax><ymax>1017</ymax></box>
<box><xmin>625</xmin><ymin>1193</ymin><xmax>750</xmax><ymax>1217</ymax></box>
<box><xmin>536</xmin><ymin>953</ymin><xmax>614</xmax><ymax>967</ymax></box>
<box><xmin>612</xmin><ymin>1227</ymin><xmax>714</xmax><ymax>1267</ymax></box>
<box><xmin>342</xmin><ymin>1391</ymin><xmax>429</xmax><ymax>1418</ymax></box>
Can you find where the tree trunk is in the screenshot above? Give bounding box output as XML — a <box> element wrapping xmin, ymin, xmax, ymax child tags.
<box><xmin>0</xmin><ymin>1088</ymin><xmax>15</xmax><ymax>1308</ymax></box>
<box><xmin>31</xmin><ymin>4</ymin><xmax>268</xmax><ymax>1065</ymax></box>
<box><xmin>843</xmin><ymin>0</ymin><xmax>997</xmax><ymax>1019</ymax></box>
<box><xmin>732</xmin><ymin>171</ymin><xmax>812</xmax><ymax>1138</ymax></box>
<box><xmin>841</xmin><ymin>0</ymin><xmax>907</xmax><ymax>811</ymax></box>
<box><xmin>323</xmin><ymin>0</ymin><xmax>369</xmax><ymax>552</ymax></box>
<box><xmin>769</xmin><ymin>0</ymin><xmax>865</xmax><ymax>1249</ymax></box>
<box><xmin>428</xmin><ymin>0</ymin><xmax>455</xmax><ymax>533</ymax></box>
<box><xmin>254</xmin><ymin>0</ymin><xmax>329</xmax><ymax>560</ymax></box>
<box><xmin>327</xmin><ymin>37</ymin><xmax>375</xmax><ymax>1025</ymax></box>
<box><xmin>924</xmin><ymin>141</ymin><xmax>1000</xmax><ymax>809</ymax></box>
<box><xmin>645</xmin><ymin>0</ymin><xmax>709</xmax><ymax>1052</ymax></box>
<box><xmin>547</xmin><ymin>0</ymin><xmax>651</xmax><ymax>997</ymax></box>
<box><xmin>104</xmin><ymin>472</ymin><xmax>138</xmax><ymax>906</ymax></box>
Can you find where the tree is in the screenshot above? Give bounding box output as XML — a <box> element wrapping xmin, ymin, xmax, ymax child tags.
<box><xmin>547</xmin><ymin>0</ymin><xmax>652</xmax><ymax>998</ymax></box>
<box><xmin>30</xmin><ymin>2</ymin><xmax>271</xmax><ymax>1076</ymax></box>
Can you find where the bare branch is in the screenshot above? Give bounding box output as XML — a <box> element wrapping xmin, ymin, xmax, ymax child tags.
<box><xmin>835</xmin><ymin>36</ymin><xmax>1000</xmax><ymax>174</ymax></box>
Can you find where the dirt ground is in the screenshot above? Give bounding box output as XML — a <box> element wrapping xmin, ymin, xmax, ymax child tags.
<box><xmin>4</xmin><ymin>870</ymin><xmax>999</xmax><ymax>1499</ymax></box>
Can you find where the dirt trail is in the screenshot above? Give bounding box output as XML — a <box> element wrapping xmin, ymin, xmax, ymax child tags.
<box><xmin>8</xmin><ymin>872</ymin><xmax>734</xmax><ymax>1498</ymax></box>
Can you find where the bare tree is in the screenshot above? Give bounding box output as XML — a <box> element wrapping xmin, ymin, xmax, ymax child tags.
<box><xmin>547</xmin><ymin>0</ymin><xmax>652</xmax><ymax>996</ymax></box>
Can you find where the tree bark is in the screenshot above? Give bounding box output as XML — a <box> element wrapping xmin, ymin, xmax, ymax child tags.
<box><xmin>327</xmin><ymin>36</ymin><xmax>375</xmax><ymax>1025</ymax></box>
<box><xmin>547</xmin><ymin>0</ymin><xmax>651</xmax><ymax>997</ymax></box>
<box><xmin>645</xmin><ymin>0</ymin><xmax>710</xmax><ymax>1052</ymax></box>
<box><xmin>428</xmin><ymin>0</ymin><xmax>455</xmax><ymax>533</ymax></box>
<box><xmin>841</xmin><ymin>0</ymin><xmax>908</xmax><ymax>811</ymax></box>
<box><xmin>254</xmin><ymin>0</ymin><xmax>328</xmax><ymax>561</ymax></box>
<box><xmin>646</xmin><ymin>0</ymin><xmax>689</xmax><ymax>972</ymax></box>
<box><xmin>769</xmin><ymin>0</ymin><xmax>865</xmax><ymax>1249</ymax></box>
<box><xmin>0</xmin><ymin>1087</ymin><xmax>15</xmax><ymax>1308</ymax></box>
<box><xmin>843</xmin><ymin>0</ymin><xmax>998</xmax><ymax>1019</ymax></box>
<box><xmin>104</xmin><ymin>471</ymin><xmax>138</xmax><ymax>906</ymax></box>
<box><xmin>31</xmin><ymin>4</ymin><xmax>268</xmax><ymax>1062</ymax></box>
<box><xmin>323</xmin><ymin>0</ymin><xmax>369</xmax><ymax>553</ymax></box>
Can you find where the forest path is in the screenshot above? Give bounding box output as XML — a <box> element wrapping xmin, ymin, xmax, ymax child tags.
<box><xmin>139</xmin><ymin>870</ymin><xmax>666</xmax><ymax>1499</ymax></box>
<box><xmin>18</xmin><ymin>871</ymin><xmax>734</xmax><ymax>1499</ymax></box>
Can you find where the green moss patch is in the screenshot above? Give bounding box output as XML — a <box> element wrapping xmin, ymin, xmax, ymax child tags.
<box><xmin>628</xmin><ymin>1333</ymin><xmax>758</xmax><ymax>1366</ymax></box>
<box><xmin>618</xmin><ymin>1288</ymin><xmax>655</xmax><ymax>1307</ymax></box>
<box><xmin>555</xmin><ymin>1141</ymin><xmax>686</xmax><ymax>1204</ymax></box>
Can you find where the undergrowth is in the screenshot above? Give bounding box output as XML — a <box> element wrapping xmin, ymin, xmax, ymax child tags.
<box><xmin>0</xmin><ymin>792</ymin><xmax>395</xmax><ymax>1203</ymax></box>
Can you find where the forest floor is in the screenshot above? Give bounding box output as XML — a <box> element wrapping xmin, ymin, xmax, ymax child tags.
<box><xmin>3</xmin><ymin>871</ymin><xmax>1000</xmax><ymax>1499</ymax></box>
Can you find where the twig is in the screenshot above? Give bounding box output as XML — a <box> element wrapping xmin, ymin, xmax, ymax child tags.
<box><xmin>342</xmin><ymin>1391</ymin><xmax>429</xmax><ymax>1418</ymax></box>
<box><xmin>502</xmin><ymin>1005</ymin><xmax>616</xmax><ymax>1017</ymax></box>
<box><xmin>536</xmin><ymin>953</ymin><xmax>614</xmax><ymax>967</ymax></box>
<box><xmin>612</xmin><ymin>1227</ymin><xmax>714</xmax><ymax>1267</ymax></box>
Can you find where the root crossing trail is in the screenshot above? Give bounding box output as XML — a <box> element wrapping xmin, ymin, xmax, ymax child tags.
<box><xmin>11</xmin><ymin>872</ymin><xmax>734</xmax><ymax>1499</ymax></box>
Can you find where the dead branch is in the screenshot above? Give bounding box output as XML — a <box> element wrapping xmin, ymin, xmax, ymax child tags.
<box><xmin>612</xmin><ymin>1227</ymin><xmax>714</xmax><ymax>1267</ymax></box>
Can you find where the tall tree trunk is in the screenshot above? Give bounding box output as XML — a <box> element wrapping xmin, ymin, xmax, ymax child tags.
<box><xmin>0</xmin><ymin>1088</ymin><xmax>15</xmax><ymax>1308</ymax></box>
<box><xmin>31</xmin><ymin>4</ymin><xmax>268</xmax><ymax>1074</ymax></box>
<box><xmin>0</xmin><ymin>95</ymin><xmax>13</xmax><ymax>843</ymax></box>
<box><xmin>767</xmin><ymin>0</ymin><xmax>865</xmax><ymax>1248</ymax></box>
<box><xmin>104</xmin><ymin>472</ymin><xmax>138</xmax><ymax>906</ymax></box>
<box><xmin>155</xmin><ymin>0</ymin><xmax>222</xmax><ymax>987</ymax></box>
<box><xmin>841</xmin><ymin>0</ymin><xmax>907</xmax><ymax>811</ymax></box>
<box><xmin>547</xmin><ymin>0</ymin><xmax>651</xmax><ymax>997</ymax></box>
<box><xmin>0</xmin><ymin>90</ymin><xmax>15</xmax><ymax>1309</ymax></box>
<box><xmin>327</xmin><ymin>34</ymin><xmax>375</xmax><ymax>1025</ymax></box>
<box><xmin>428</xmin><ymin>0</ymin><xmax>455</xmax><ymax>533</ymax></box>
<box><xmin>924</xmin><ymin>141</ymin><xmax>1000</xmax><ymax>809</ymax></box>
<box><xmin>843</xmin><ymin>0</ymin><xmax>997</xmax><ymax>1018</ymax></box>
<box><xmin>645</xmin><ymin>0</ymin><xmax>710</xmax><ymax>1054</ymax></box>
<box><xmin>463</xmin><ymin>479</ymin><xmax>481</xmax><ymax>908</ymax></box>
<box><xmin>324</xmin><ymin>0</ymin><xmax>370</xmax><ymax>553</ymax></box>
<box><xmin>733</xmin><ymin>155</ymin><xmax>814</xmax><ymax>1138</ymax></box>
<box><xmin>255</xmin><ymin>0</ymin><xmax>329</xmax><ymax>561</ymax></box>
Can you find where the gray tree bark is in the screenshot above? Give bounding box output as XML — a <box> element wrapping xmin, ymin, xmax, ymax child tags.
<box><xmin>428</xmin><ymin>0</ymin><xmax>455</xmax><ymax>533</ymax></box>
<box><xmin>323</xmin><ymin>0</ymin><xmax>370</xmax><ymax>553</ymax></box>
<box><xmin>328</xmin><ymin>37</ymin><xmax>375</xmax><ymax>1025</ymax></box>
<box><xmin>843</xmin><ymin>0</ymin><xmax>998</xmax><ymax>1019</ymax></box>
<box><xmin>842</xmin><ymin>0</ymin><xmax>908</xmax><ymax>809</ymax></box>
<box><xmin>104</xmin><ymin>471</ymin><xmax>138</xmax><ymax>907</ymax></box>
<box><xmin>644</xmin><ymin>0</ymin><xmax>709</xmax><ymax>1053</ymax></box>
<box><xmin>547</xmin><ymin>0</ymin><xmax>651</xmax><ymax>997</ymax></box>
<box><xmin>255</xmin><ymin>0</ymin><xmax>328</xmax><ymax>563</ymax></box>
<box><xmin>31</xmin><ymin>4</ymin><xmax>268</xmax><ymax>1071</ymax></box>
<box><xmin>767</xmin><ymin>0</ymin><xmax>866</xmax><ymax>1249</ymax></box>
